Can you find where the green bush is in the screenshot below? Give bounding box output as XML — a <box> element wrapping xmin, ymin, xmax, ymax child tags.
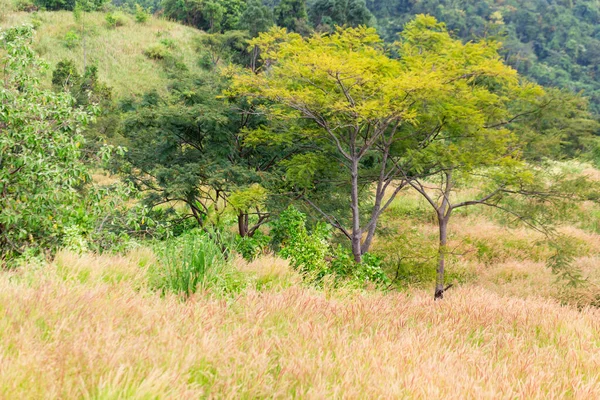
<box><xmin>62</xmin><ymin>30</ymin><xmax>79</xmax><ymax>49</ymax></box>
<box><xmin>272</xmin><ymin>206</ymin><xmax>389</xmax><ymax>286</ymax></box>
<box><xmin>235</xmin><ymin>231</ymin><xmax>270</xmax><ymax>261</ymax></box>
<box><xmin>134</xmin><ymin>4</ymin><xmax>150</xmax><ymax>23</ymax></box>
<box><xmin>153</xmin><ymin>231</ymin><xmax>246</xmax><ymax>298</ymax></box>
<box><xmin>105</xmin><ymin>12</ymin><xmax>127</xmax><ymax>29</ymax></box>
<box><xmin>15</xmin><ymin>0</ymin><xmax>37</xmax><ymax>12</ymax></box>
<box><xmin>143</xmin><ymin>44</ymin><xmax>171</xmax><ymax>60</ymax></box>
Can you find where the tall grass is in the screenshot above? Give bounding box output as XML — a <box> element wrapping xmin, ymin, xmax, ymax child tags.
<box><xmin>153</xmin><ymin>232</ymin><xmax>246</xmax><ymax>297</ymax></box>
<box><xmin>1</xmin><ymin>254</ymin><xmax>600</xmax><ymax>398</ymax></box>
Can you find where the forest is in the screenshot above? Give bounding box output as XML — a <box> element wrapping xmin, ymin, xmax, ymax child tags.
<box><xmin>1</xmin><ymin>0</ymin><xmax>600</xmax><ymax>397</ymax></box>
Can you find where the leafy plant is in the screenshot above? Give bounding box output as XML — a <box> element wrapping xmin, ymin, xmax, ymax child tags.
<box><xmin>0</xmin><ymin>25</ymin><xmax>94</xmax><ymax>264</ymax></box>
<box><xmin>62</xmin><ymin>30</ymin><xmax>80</xmax><ymax>48</ymax></box>
<box><xmin>105</xmin><ymin>12</ymin><xmax>127</xmax><ymax>29</ymax></box>
<box><xmin>134</xmin><ymin>4</ymin><xmax>150</xmax><ymax>23</ymax></box>
<box><xmin>272</xmin><ymin>206</ymin><xmax>389</xmax><ymax>286</ymax></box>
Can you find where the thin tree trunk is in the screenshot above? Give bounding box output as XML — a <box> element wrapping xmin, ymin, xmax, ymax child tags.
<box><xmin>350</xmin><ymin>158</ymin><xmax>362</xmax><ymax>263</ymax></box>
<box><xmin>435</xmin><ymin>215</ymin><xmax>449</xmax><ymax>300</ymax></box>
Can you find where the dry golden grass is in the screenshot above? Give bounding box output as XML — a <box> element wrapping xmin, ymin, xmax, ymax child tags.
<box><xmin>1</xmin><ymin>249</ymin><xmax>599</xmax><ymax>398</ymax></box>
<box><xmin>1</xmin><ymin>11</ymin><xmax>204</xmax><ymax>98</ymax></box>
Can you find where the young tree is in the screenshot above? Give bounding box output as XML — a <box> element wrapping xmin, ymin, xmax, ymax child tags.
<box><xmin>230</xmin><ymin>17</ymin><xmax>520</xmax><ymax>263</ymax></box>
<box><xmin>116</xmin><ymin>68</ymin><xmax>291</xmax><ymax>240</ymax></box>
<box><xmin>0</xmin><ymin>26</ymin><xmax>93</xmax><ymax>262</ymax></box>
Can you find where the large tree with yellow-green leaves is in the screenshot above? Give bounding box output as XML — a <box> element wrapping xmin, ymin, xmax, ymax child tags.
<box><xmin>231</xmin><ymin>15</ymin><xmax>545</xmax><ymax>265</ymax></box>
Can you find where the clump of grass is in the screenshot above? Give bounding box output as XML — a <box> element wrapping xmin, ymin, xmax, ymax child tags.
<box><xmin>152</xmin><ymin>232</ymin><xmax>247</xmax><ymax>298</ymax></box>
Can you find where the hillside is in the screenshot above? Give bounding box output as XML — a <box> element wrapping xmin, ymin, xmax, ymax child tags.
<box><xmin>3</xmin><ymin>7</ymin><xmax>600</xmax><ymax>398</ymax></box>
<box><xmin>0</xmin><ymin>10</ymin><xmax>204</xmax><ymax>98</ymax></box>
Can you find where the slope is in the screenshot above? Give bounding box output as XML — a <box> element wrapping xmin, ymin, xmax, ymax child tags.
<box><xmin>1</xmin><ymin>10</ymin><xmax>205</xmax><ymax>98</ymax></box>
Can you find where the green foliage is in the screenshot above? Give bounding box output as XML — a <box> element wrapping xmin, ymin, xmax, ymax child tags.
<box><xmin>62</xmin><ymin>30</ymin><xmax>80</xmax><ymax>48</ymax></box>
<box><xmin>366</xmin><ymin>0</ymin><xmax>600</xmax><ymax>116</ymax></box>
<box><xmin>275</xmin><ymin>0</ymin><xmax>310</xmax><ymax>34</ymax></box>
<box><xmin>143</xmin><ymin>43</ymin><xmax>170</xmax><ymax>59</ymax></box>
<box><xmin>310</xmin><ymin>0</ymin><xmax>374</xmax><ymax>31</ymax></box>
<box><xmin>237</xmin><ymin>0</ymin><xmax>273</xmax><ymax>37</ymax></box>
<box><xmin>195</xmin><ymin>30</ymin><xmax>250</xmax><ymax>67</ymax></box>
<box><xmin>272</xmin><ymin>207</ymin><xmax>388</xmax><ymax>285</ymax></box>
<box><xmin>0</xmin><ymin>25</ymin><xmax>93</xmax><ymax>263</ymax></box>
<box><xmin>15</xmin><ymin>0</ymin><xmax>37</xmax><ymax>12</ymax></box>
<box><xmin>33</xmin><ymin>0</ymin><xmax>106</xmax><ymax>11</ymax></box>
<box><xmin>234</xmin><ymin>231</ymin><xmax>270</xmax><ymax>260</ymax></box>
<box><xmin>134</xmin><ymin>3</ymin><xmax>150</xmax><ymax>23</ymax></box>
<box><xmin>153</xmin><ymin>231</ymin><xmax>246</xmax><ymax>297</ymax></box>
<box><xmin>52</xmin><ymin>61</ymin><xmax>112</xmax><ymax>107</ymax></box>
<box><xmin>162</xmin><ymin>0</ymin><xmax>246</xmax><ymax>33</ymax></box>
<box><xmin>105</xmin><ymin>12</ymin><xmax>127</xmax><ymax>29</ymax></box>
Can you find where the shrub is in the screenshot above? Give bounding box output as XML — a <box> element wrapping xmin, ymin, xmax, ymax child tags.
<box><xmin>235</xmin><ymin>232</ymin><xmax>270</xmax><ymax>261</ymax></box>
<box><xmin>105</xmin><ymin>12</ymin><xmax>127</xmax><ymax>29</ymax></box>
<box><xmin>159</xmin><ymin>38</ymin><xmax>176</xmax><ymax>49</ymax></box>
<box><xmin>272</xmin><ymin>206</ymin><xmax>389</xmax><ymax>286</ymax></box>
<box><xmin>134</xmin><ymin>4</ymin><xmax>150</xmax><ymax>23</ymax></box>
<box><xmin>62</xmin><ymin>30</ymin><xmax>80</xmax><ymax>48</ymax></box>
<box><xmin>143</xmin><ymin>44</ymin><xmax>170</xmax><ymax>60</ymax></box>
<box><xmin>15</xmin><ymin>0</ymin><xmax>37</xmax><ymax>12</ymax></box>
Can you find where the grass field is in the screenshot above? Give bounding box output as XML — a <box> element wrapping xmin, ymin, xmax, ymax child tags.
<box><xmin>1</xmin><ymin>250</ymin><xmax>600</xmax><ymax>399</ymax></box>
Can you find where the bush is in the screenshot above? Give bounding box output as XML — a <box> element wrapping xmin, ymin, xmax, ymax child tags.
<box><xmin>134</xmin><ymin>4</ymin><xmax>150</xmax><ymax>23</ymax></box>
<box><xmin>143</xmin><ymin>44</ymin><xmax>170</xmax><ymax>60</ymax></box>
<box><xmin>33</xmin><ymin>0</ymin><xmax>107</xmax><ymax>11</ymax></box>
<box><xmin>159</xmin><ymin>38</ymin><xmax>176</xmax><ymax>49</ymax></box>
<box><xmin>153</xmin><ymin>232</ymin><xmax>246</xmax><ymax>298</ymax></box>
<box><xmin>15</xmin><ymin>0</ymin><xmax>37</xmax><ymax>12</ymax></box>
<box><xmin>235</xmin><ymin>232</ymin><xmax>270</xmax><ymax>261</ymax></box>
<box><xmin>272</xmin><ymin>206</ymin><xmax>389</xmax><ymax>286</ymax></box>
<box><xmin>105</xmin><ymin>12</ymin><xmax>127</xmax><ymax>29</ymax></box>
<box><xmin>62</xmin><ymin>30</ymin><xmax>79</xmax><ymax>49</ymax></box>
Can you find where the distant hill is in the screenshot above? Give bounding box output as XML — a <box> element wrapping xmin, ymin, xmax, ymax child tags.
<box><xmin>365</xmin><ymin>0</ymin><xmax>600</xmax><ymax>115</ymax></box>
<box><xmin>0</xmin><ymin>10</ymin><xmax>204</xmax><ymax>99</ymax></box>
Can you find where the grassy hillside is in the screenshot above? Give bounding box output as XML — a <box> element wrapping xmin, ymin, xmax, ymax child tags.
<box><xmin>1</xmin><ymin>250</ymin><xmax>599</xmax><ymax>398</ymax></box>
<box><xmin>0</xmin><ymin>10</ymin><xmax>204</xmax><ymax>98</ymax></box>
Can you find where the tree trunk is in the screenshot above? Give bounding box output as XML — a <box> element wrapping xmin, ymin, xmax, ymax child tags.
<box><xmin>350</xmin><ymin>158</ymin><xmax>362</xmax><ymax>263</ymax></box>
<box><xmin>434</xmin><ymin>215</ymin><xmax>449</xmax><ymax>300</ymax></box>
<box><xmin>237</xmin><ymin>212</ymin><xmax>248</xmax><ymax>237</ymax></box>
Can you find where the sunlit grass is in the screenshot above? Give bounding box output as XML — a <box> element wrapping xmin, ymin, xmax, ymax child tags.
<box><xmin>1</xmin><ymin>250</ymin><xmax>600</xmax><ymax>398</ymax></box>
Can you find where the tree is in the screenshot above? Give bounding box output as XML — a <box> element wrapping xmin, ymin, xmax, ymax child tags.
<box><xmin>237</xmin><ymin>0</ymin><xmax>274</xmax><ymax>38</ymax></box>
<box><xmin>0</xmin><ymin>25</ymin><xmax>93</xmax><ymax>262</ymax></box>
<box><xmin>232</xmin><ymin>20</ymin><xmax>495</xmax><ymax>262</ymax></box>
<box><xmin>33</xmin><ymin>0</ymin><xmax>106</xmax><ymax>11</ymax></box>
<box><xmin>161</xmin><ymin>0</ymin><xmax>246</xmax><ymax>32</ymax></box>
<box><xmin>274</xmin><ymin>0</ymin><xmax>311</xmax><ymax>35</ymax></box>
<box><xmin>390</xmin><ymin>16</ymin><xmax>594</xmax><ymax>299</ymax></box>
<box><xmin>310</xmin><ymin>0</ymin><xmax>374</xmax><ymax>31</ymax></box>
<box><xmin>116</xmin><ymin>66</ymin><xmax>291</xmax><ymax>240</ymax></box>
